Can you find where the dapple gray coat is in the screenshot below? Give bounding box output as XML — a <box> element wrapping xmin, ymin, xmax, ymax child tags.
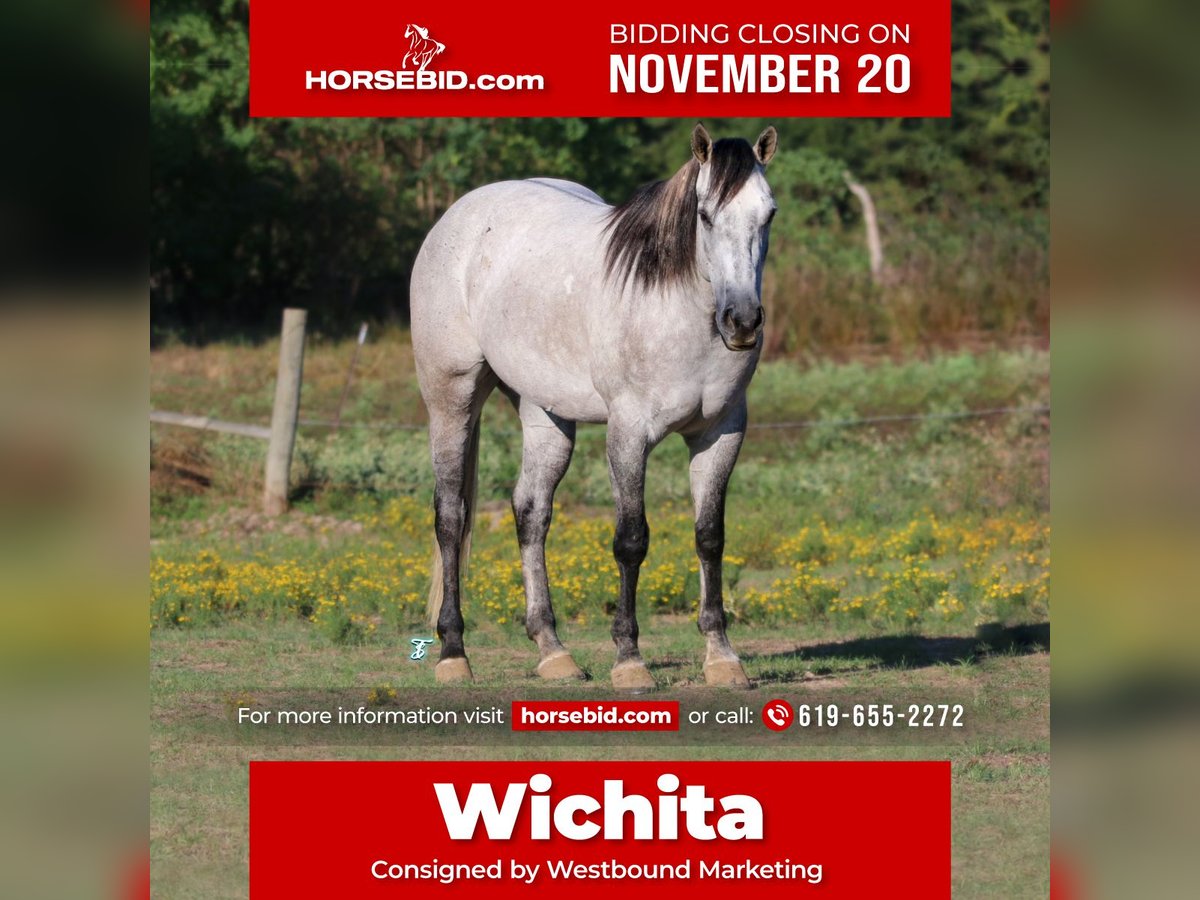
<box><xmin>411</xmin><ymin>124</ymin><xmax>778</xmax><ymax>690</ymax></box>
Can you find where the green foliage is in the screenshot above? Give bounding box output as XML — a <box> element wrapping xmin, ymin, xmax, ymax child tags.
<box><xmin>152</xmin><ymin>2</ymin><xmax>663</xmax><ymax>339</ymax></box>
<box><xmin>151</xmin><ymin>1</ymin><xmax>1048</xmax><ymax>347</ymax></box>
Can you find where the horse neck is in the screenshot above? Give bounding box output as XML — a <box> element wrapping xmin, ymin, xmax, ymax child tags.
<box><xmin>623</xmin><ymin>275</ymin><xmax>714</xmax><ymax>333</ymax></box>
<box><xmin>668</xmin><ymin>275</ymin><xmax>715</xmax><ymax>320</ymax></box>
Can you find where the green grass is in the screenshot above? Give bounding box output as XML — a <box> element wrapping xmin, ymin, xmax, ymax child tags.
<box><xmin>151</xmin><ymin>619</ymin><xmax>1049</xmax><ymax>898</ymax></box>
<box><xmin>150</xmin><ymin>343</ymin><xmax>1049</xmax><ymax>897</ymax></box>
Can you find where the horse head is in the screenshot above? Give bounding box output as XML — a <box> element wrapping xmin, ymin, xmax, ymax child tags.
<box><xmin>690</xmin><ymin>124</ymin><xmax>778</xmax><ymax>351</ymax></box>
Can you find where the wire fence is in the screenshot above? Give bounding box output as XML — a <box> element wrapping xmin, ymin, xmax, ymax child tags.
<box><xmin>154</xmin><ymin>403</ymin><xmax>1049</xmax><ymax>438</ymax></box>
<box><xmin>152</xmin><ymin>312</ymin><xmax>1050</xmax><ymax>516</ymax></box>
<box><xmin>152</xmin><ymin>403</ymin><xmax>1051</xmax><ymax>519</ymax></box>
<box><xmin>743</xmin><ymin>404</ymin><xmax>1049</xmax><ymax>431</ymax></box>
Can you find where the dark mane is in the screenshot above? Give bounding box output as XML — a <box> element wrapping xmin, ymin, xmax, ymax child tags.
<box><xmin>604</xmin><ymin>138</ymin><xmax>759</xmax><ymax>291</ymax></box>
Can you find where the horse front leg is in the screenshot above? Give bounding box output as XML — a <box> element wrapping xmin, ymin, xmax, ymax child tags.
<box><xmin>606</xmin><ymin>423</ymin><xmax>655</xmax><ymax>692</ymax></box>
<box><xmin>685</xmin><ymin>401</ymin><xmax>751</xmax><ymax>688</ymax></box>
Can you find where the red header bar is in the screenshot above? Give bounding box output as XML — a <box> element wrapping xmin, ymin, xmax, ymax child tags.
<box><xmin>250</xmin><ymin>760</ymin><xmax>950</xmax><ymax>898</ymax></box>
<box><xmin>250</xmin><ymin>0</ymin><xmax>951</xmax><ymax>118</ymax></box>
<box><xmin>511</xmin><ymin>701</ymin><xmax>679</xmax><ymax>731</ymax></box>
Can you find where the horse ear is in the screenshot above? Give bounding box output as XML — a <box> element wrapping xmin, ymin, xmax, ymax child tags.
<box><xmin>691</xmin><ymin>123</ymin><xmax>712</xmax><ymax>164</ymax></box>
<box><xmin>754</xmin><ymin>126</ymin><xmax>778</xmax><ymax>165</ymax></box>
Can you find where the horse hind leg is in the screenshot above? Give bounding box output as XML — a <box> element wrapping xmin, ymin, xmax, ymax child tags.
<box><xmin>512</xmin><ymin>402</ymin><xmax>585</xmax><ymax>680</ymax></box>
<box><xmin>425</xmin><ymin>364</ymin><xmax>496</xmax><ymax>683</ymax></box>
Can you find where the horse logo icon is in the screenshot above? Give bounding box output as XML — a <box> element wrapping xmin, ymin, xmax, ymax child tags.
<box><xmin>403</xmin><ymin>24</ymin><xmax>446</xmax><ymax>72</ymax></box>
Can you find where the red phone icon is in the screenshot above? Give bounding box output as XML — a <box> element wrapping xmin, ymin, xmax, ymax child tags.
<box><xmin>762</xmin><ymin>699</ymin><xmax>794</xmax><ymax>731</ymax></box>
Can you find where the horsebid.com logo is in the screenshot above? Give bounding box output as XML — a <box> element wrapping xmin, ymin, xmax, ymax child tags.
<box><xmin>402</xmin><ymin>23</ymin><xmax>444</xmax><ymax>72</ymax></box>
<box><xmin>305</xmin><ymin>22</ymin><xmax>544</xmax><ymax>92</ymax></box>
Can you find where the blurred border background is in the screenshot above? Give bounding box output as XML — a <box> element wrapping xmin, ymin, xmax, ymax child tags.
<box><xmin>2</xmin><ymin>0</ymin><xmax>1199</xmax><ymax>896</ymax></box>
<box><xmin>1052</xmin><ymin>0</ymin><xmax>1200</xmax><ymax>897</ymax></box>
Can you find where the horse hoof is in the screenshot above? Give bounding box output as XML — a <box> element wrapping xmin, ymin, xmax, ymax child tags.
<box><xmin>537</xmin><ymin>652</ymin><xmax>585</xmax><ymax>681</ymax></box>
<box><xmin>435</xmin><ymin>657</ymin><xmax>474</xmax><ymax>683</ymax></box>
<box><xmin>704</xmin><ymin>658</ymin><xmax>751</xmax><ymax>688</ymax></box>
<box><xmin>612</xmin><ymin>660</ymin><xmax>656</xmax><ymax>693</ymax></box>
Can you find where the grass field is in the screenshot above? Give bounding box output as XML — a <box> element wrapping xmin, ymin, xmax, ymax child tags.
<box><xmin>151</xmin><ymin>336</ymin><xmax>1050</xmax><ymax>897</ymax></box>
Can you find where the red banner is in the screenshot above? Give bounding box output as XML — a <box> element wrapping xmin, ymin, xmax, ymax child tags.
<box><xmin>250</xmin><ymin>0</ymin><xmax>951</xmax><ymax>118</ymax></box>
<box><xmin>250</xmin><ymin>760</ymin><xmax>950</xmax><ymax>898</ymax></box>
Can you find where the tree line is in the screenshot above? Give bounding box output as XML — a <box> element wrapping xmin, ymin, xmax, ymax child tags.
<box><xmin>151</xmin><ymin>1</ymin><xmax>1048</xmax><ymax>348</ymax></box>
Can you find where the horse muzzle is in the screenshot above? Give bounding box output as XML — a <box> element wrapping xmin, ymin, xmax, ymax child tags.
<box><xmin>717</xmin><ymin>305</ymin><xmax>764</xmax><ymax>351</ymax></box>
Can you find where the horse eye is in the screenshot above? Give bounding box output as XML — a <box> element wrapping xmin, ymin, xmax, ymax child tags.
<box><xmin>698</xmin><ymin>209</ymin><xmax>713</xmax><ymax>228</ymax></box>
<box><xmin>766</xmin><ymin>207</ymin><xmax>777</xmax><ymax>224</ymax></box>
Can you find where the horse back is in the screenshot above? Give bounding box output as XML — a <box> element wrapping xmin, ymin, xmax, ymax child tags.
<box><xmin>523</xmin><ymin>178</ymin><xmax>608</xmax><ymax>207</ymax></box>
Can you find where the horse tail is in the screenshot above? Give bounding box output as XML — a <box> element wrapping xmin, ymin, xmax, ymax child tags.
<box><xmin>427</xmin><ymin>417</ymin><xmax>481</xmax><ymax>629</ymax></box>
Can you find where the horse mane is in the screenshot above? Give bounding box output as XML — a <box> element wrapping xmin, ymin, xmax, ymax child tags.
<box><xmin>604</xmin><ymin>138</ymin><xmax>759</xmax><ymax>291</ymax></box>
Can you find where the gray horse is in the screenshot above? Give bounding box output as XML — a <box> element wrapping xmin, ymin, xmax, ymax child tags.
<box><xmin>411</xmin><ymin>124</ymin><xmax>778</xmax><ymax>690</ymax></box>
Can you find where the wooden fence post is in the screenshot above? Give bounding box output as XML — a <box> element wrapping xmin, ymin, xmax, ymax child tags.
<box><xmin>263</xmin><ymin>308</ymin><xmax>307</xmax><ymax>515</ymax></box>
